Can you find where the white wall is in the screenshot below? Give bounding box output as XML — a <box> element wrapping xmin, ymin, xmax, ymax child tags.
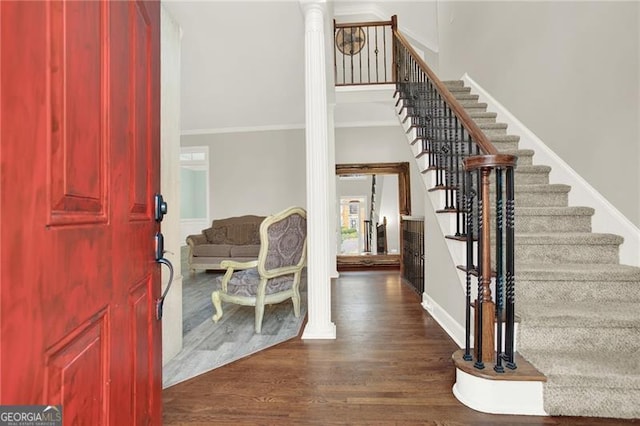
<box><xmin>333</xmin><ymin>1</ymin><xmax>440</xmax><ymax>70</ymax></box>
<box><xmin>181</xmin><ymin>129</ymin><xmax>307</xmax><ymax>219</ymax></box>
<box><xmin>335</xmin><ymin>125</ymin><xmax>425</xmax><ymax>217</ymax></box>
<box><xmin>437</xmin><ymin>1</ymin><xmax>640</xmax><ymax>227</ymax></box>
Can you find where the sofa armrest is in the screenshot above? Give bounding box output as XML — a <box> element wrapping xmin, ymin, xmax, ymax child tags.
<box><xmin>186</xmin><ymin>234</ymin><xmax>208</xmax><ymax>247</ymax></box>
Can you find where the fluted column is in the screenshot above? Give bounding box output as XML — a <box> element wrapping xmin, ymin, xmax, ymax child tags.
<box><xmin>300</xmin><ymin>0</ymin><xmax>336</xmax><ymax>339</ymax></box>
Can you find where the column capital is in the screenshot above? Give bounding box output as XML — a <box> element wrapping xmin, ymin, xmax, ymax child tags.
<box><xmin>299</xmin><ymin>0</ymin><xmax>327</xmax><ymax>17</ymax></box>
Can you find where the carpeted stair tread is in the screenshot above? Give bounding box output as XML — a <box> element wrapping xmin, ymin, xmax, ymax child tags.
<box><xmin>512</xmin><ymin>206</ymin><xmax>594</xmax><ymax>217</ymax></box>
<box><xmin>459</xmin><ymin>100</ymin><xmax>488</xmax><ymax>108</ymax></box>
<box><xmin>517</xmin><ymin>301</ymin><xmax>640</xmax><ymax>328</ymax></box>
<box><xmin>509</xmin><ymin>183</ymin><xmax>571</xmax><ymax>193</ymax></box>
<box><xmin>512</xmin><ymin>164</ymin><xmax>551</xmax><ymax>173</ymax></box>
<box><xmin>446</xmin><ymin>86</ymin><xmax>471</xmax><ymax>94</ymax></box>
<box><xmin>518</xmin><ymin>262</ymin><xmax>640</xmax><ymax>281</ymax></box>
<box><xmin>520</xmin><ymin>349</ymin><xmax>640</xmax><ymax>388</ymax></box>
<box><xmin>489</xmin><ymin>134</ymin><xmax>520</xmax><ymax>143</ymax></box>
<box><xmin>443</xmin><ymin>80</ymin><xmax>464</xmax><ymax>87</ymax></box>
<box><xmin>478</xmin><ymin>122</ymin><xmax>508</xmax><ymax>131</ymax></box>
<box><xmin>453</xmin><ymin>93</ymin><xmax>479</xmax><ymax>101</ymax></box>
<box><xmin>514</xmin><ymin>232</ymin><xmax>623</xmax><ymax>246</ymax></box>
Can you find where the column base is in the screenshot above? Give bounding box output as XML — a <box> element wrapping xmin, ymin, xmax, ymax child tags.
<box><xmin>302</xmin><ymin>321</ymin><xmax>336</xmax><ymax>339</ymax></box>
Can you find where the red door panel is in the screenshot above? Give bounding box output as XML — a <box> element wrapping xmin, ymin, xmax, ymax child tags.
<box><xmin>1</xmin><ymin>1</ymin><xmax>161</xmax><ymax>424</ymax></box>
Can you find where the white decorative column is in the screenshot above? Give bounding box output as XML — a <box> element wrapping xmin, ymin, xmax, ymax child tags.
<box><xmin>301</xmin><ymin>0</ymin><xmax>336</xmax><ymax>339</ymax></box>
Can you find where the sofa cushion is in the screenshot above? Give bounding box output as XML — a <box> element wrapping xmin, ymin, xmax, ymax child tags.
<box><xmin>229</xmin><ymin>244</ymin><xmax>261</xmax><ymax>258</ymax></box>
<box><xmin>192</xmin><ymin>244</ymin><xmax>232</xmax><ymax>257</ymax></box>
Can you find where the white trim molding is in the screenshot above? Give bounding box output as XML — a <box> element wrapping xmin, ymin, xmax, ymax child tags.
<box><xmin>462</xmin><ymin>73</ymin><xmax>640</xmax><ymax>267</ymax></box>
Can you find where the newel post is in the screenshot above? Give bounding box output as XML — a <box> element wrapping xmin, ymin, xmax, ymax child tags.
<box><xmin>464</xmin><ymin>154</ymin><xmax>517</xmax><ymax>369</ymax></box>
<box><xmin>476</xmin><ymin>167</ymin><xmax>495</xmax><ymax>365</ymax></box>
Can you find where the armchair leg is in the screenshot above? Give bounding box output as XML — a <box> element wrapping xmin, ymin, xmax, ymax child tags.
<box><xmin>211</xmin><ymin>291</ymin><xmax>223</xmax><ymax>323</ymax></box>
<box><xmin>292</xmin><ymin>291</ymin><xmax>301</xmax><ymax>318</ymax></box>
<box><xmin>254</xmin><ymin>304</ymin><xmax>265</xmax><ymax>334</ymax></box>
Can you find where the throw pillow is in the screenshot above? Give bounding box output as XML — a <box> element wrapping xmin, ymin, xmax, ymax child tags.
<box><xmin>204</xmin><ymin>226</ymin><xmax>227</xmax><ymax>244</ymax></box>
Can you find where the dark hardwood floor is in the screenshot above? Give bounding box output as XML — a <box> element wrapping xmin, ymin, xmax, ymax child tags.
<box><xmin>163</xmin><ymin>271</ymin><xmax>637</xmax><ymax>425</ymax></box>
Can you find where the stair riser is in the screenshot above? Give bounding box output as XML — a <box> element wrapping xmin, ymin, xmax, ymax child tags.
<box><xmin>489</xmin><ymin>141</ymin><xmax>520</xmax><ymax>150</ymax></box>
<box><xmin>543</xmin><ymin>387</ymin><xmax>640</xmax><ymax>419</ymax></box>
<box><xmin>453</xmin><ymin>94</ymin><xmax>480</xmax><ymax>102</ymax></box>
<box><xmin>518</xmin><ymin>327</ymin><xmax>640</xmax><ymax>352</ymax></box>
<box><xmin>472</xmin><ymin>117</ymin><xmax>497</xmax><ymax>125</ymax></box>
<box><xmin>514</xmin><ymin>215</ymin><xmax>592</xmax><ymax>233</ymax></box>
<box><xmin>515</xmin><ymin>244</ymin><xmax>619</xmax><ymax>264</ymax></box>
<box><xmin>463</xmin><ymin>105</ymin><xmax>488</xmax><ymax>112</ymax></box>
<box><xmin>491</xmin><ymin>191</ymin><xmax>568</xmax><ymax>207</ymax></box>
<box><xmin>490</xmin><ymin>172</ymin><xmax>549</xmax><ymax>185</ymax></box>
<box><xmin>513</xmin><ymin>155</ymin><xmax>533</xmax><ymax>166</ymax></box>
<box><xmin>518</xmin><ymin>280</ymin><xmax>640</xmax><ymax>303</ymax></box>
<box><xmin>478</xmin><ymin>128</ymin><xmax>508</xmax><ymax>137</ymax></box>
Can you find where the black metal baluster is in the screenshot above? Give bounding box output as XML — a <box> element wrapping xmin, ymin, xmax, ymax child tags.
<box><xmin>474</xmin><ymin>168</ymin><xmax>485</xmax><ymax>370</ymax></box>
<box><xmin>464</xmin><ymin>170</ymin><xmax>474</xmax><ymax>361</ymax></box>
<box><xmin>505</xmin><ymin>166</ymin><xmax>517</xmax><ymax>370</ymax></box>
<box><xmin>454</xmin><ymin>116</ymin><xmax>462</xmax><ymax>236</ymax></box>
<box><xmin>494</xmin><ymin>168</ymin><xmax>505</xmax><ymax>373</ymax></box>
<box><xmin>358</xmin><ymin>27</ymin><xmax>363</xmax><ymax>84</ymax></box>
<box><xmin>350</xmin><ymin>27</ymin><xmax>355</xmax><ymax>84</ymax></box>
<box><xmin>383</xmin><ymin>25</ymin><xmax>387</xmax><ymax>82</ymax></box>
<box><xmin>367</xmin><ymin>26</ymin><xmax>371</xmax><ymax>83</ymax></box>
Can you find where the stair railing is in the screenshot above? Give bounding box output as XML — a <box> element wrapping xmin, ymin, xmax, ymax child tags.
<box><xmin>392</xmin><ymin>25</ymin><xmax>518</xmax><ymax>372</ymax></box>
<box><xmin>334</xmin><ymin>18</ymin><xmax>396</xmax><ymax>85</ymax></box>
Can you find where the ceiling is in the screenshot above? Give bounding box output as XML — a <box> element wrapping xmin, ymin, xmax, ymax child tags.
<box><xmin>161</xmin><ymin>1</ymin><xmax>439</xmax><ymax>135</ymax></box>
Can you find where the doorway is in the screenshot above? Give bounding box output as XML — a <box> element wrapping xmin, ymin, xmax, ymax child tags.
<box><xmin>335</xmin><ymin>162</ymin><xmax>411</xmax><ymax>270</ymax></box>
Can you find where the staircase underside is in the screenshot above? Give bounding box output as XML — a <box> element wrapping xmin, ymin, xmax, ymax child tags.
<box><xmin>396</xmin><ymin>80</ymin><xmax>640</xmax><ymax>419</ymax></box>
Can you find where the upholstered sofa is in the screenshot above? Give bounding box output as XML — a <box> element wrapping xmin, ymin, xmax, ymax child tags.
<box><xmin>185</xmin><ymin>215</ymin><xmax>266</xmax><ymax>273</ymax></box>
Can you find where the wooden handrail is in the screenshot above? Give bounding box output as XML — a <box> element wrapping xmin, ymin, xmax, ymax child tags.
<box><xmin>393</xmin><ymin>29</ymin><xmax>499</xmax><ymax>156</ymax></box>
<box><xmin>334</xmin><ymin>19</ymin><xmax>394</xmax><ymax>29</ymax></box>
<box><xmin>463</xmin><ymin>154</ymin><xmax>517</xmax><ymax>171</ymax></box>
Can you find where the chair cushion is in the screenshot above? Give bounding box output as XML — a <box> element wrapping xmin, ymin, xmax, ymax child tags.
<box><xmin>192</xmin><ymin>244</ymin><xmax>232</xmax><ymax>257</ymax></box>
<box><xmin>215</xmin><ymin>268</ymin><xmax>294</xmax><ymax>297</ymax></box>
<box><xmin>229</xmin><ymin>244</ymin><xmax>261</xmax><ymax>257</ymax></box>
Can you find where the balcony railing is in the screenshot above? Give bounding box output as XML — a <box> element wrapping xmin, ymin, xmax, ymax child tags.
<box><xmin>334</xmin><ymin>17</ymin><xmax>396</xmax><ymax>86</ymax></box>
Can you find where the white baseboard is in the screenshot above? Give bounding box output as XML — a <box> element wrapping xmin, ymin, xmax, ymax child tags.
<box><xmin>422</xmin><ymin>293</ymin><xmax>465</xmax><ymax>349</ymax></box>
<box><xmin>462</xmin><ymin>73</ymin><xmax>640</xmax><ymax>267</ymax></box>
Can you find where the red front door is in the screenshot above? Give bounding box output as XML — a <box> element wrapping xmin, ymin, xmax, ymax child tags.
<box><xmin>1</xmin><ymin>1</ymin><xmax>162</xmax><ymax>424</ymax></box>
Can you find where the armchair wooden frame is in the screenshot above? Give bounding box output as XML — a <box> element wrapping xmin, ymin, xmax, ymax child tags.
<box><xmin>211</xmin><ymin>207</ymin><xmax>307</xmax><ymax>333</ymax></box>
